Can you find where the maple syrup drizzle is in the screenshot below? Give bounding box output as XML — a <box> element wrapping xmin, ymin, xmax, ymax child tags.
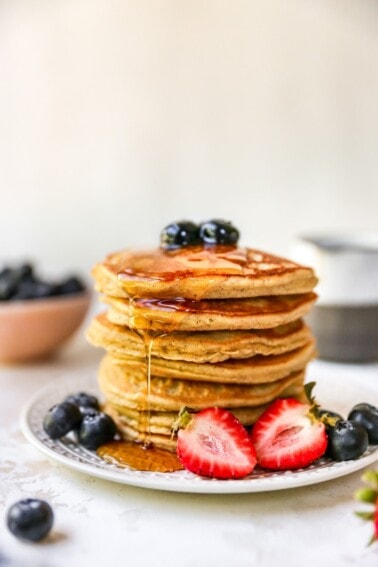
<box><xmin>127</xmin><ymin>295</ymin><xmax>156</xmax><ymax>445</ymax></box>
<box><xmin>97</xmin><ymin>308</ymin><xmax>177</xmax><ymax>470</ymax></box>
<box><xmin>111</xmin><ymin>245</ymin><xmax>301</xmax><ymax>290</ymax></box>
<box><xmin>146</xmin><ymin>336</ymin><xmax>153</xmax><ymax>440</ymax></box>
<box><xmin>137</xmin><ymin>330</ymin><xmax>160</xmax><ymax>444</ymax></box>
<box><xmin>106</xmin><ymin>287</ymin><xmax>171</xmax><ymax>463</ymax></box>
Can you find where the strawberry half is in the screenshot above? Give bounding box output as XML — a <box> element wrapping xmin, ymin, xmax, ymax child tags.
<box><xmin>251</xmin><ymin>394</ymin><xmax>327</xmax><ymax>471</ymax></box>
<box><xmin>175</xmin><ymin>407</ymin><xmax>257</xmax><ymax>479</ymax></box>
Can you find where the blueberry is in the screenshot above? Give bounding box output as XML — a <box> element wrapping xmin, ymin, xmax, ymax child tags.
<box><xmin>14</xmin><ymin>263</ymin><xmax>35</xmax><ymax>283</ymax></box>
<box><xmin>57</xmin><ymin>276</ymin><xmax>85</xmax><ymax>295</ymax></box>
<box><xmin>43</xmin><ymin>401</ymin><xmax>82</xmax><ymax>439</ymax></box>
<box><xmin>11</xmin><ymin>281</ymin><xmax>36</xmax><ymax>300</ymax></box>
<box><xmin>199</xmin><ymin>219</ymin><xmax>239</xmax><ymax>245</ymax></box>
<box><xmin>12</xmin><ymin>281</ymin><xmax>58</xmax><ymax>300</ymax></box>
<box><xmin>327</xmin><ymin>419</ymin><xmax>369</xmax><ymax>461</ymax></box>
<box><xmin>64</xmin><ymin>392</ymin><xmax>99</xmax><ymax>410</ymax></box>
<box><xmin>78</xmin><ymin>406</ymin><xmax>100</xmax><ymax>419</ymax></box>
<box><xmin>0</xmin><ymin>268</ymin><xmax>18</xmax><ymax>300</ymax></box>
<box><xmin>0</xmin><ymin>264</ymin><xmax>38</xmax><ymax>300</ymax></box>
<box><xmin>160</xmin><ymin>221</ymin><xmax>201</xmax><ymax>250</ymax></box>
<box><xmin>6</xmin><ymin>499</ymin><xmax>54</xmax><ymax>542</ymax></box>
<box><xmin>348</xmin><ymin>403</ymin><xmax>378</xmax><ymax>444</ymax></box>
<box><xmin>0</xmin><ymin>263</ymin><xmax>85</xmax><ymax>301</ymax></box>
<box><xmin>54</xmin><ymin>394</ymin><xmax>98</xmax><ymax>425</ymax></box>
<box><xmin>78</xmin><ymin>411</ymin><xmax>117</xmax><ymax>450</ymax></box>
<box><xmin>318</xmin><ymin>409</ymin><xmax>344</xmax><ymax>457</ymax></box>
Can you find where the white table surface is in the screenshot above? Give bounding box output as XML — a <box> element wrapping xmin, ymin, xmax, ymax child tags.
<box><xmin>1</xmin><ymin>334</ymin><xmax>378</xmax><ymax>567</ymax></box>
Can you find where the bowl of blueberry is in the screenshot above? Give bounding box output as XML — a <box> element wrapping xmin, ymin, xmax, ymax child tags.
<box><xmin>0</xmin><ymin>263</ymin><xmax>91</xmax><ymax>362</ymax></box>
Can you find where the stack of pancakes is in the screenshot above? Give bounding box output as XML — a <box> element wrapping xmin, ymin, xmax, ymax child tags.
<box><xmin>87</xmin><ymin>245</ymin><xmax>318</xmax><ymax>451</ymax></box>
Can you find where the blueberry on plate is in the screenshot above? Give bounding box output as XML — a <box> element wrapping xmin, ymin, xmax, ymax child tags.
<box><xmin>199</xmin><ymin>219</ymin><xmax>239</xmax><ymax>245</ymax></box>
<box><xmin>6</xmin><ymin>499</ymin><xmax>54</xmax><ymax>542</ymax></box>
<box><xmin>64</xmin><ymin>392</ymin><xmax>99</xmax><ymax>410</ymax></box>
<box><xmin>77</xmin><ymin>406</ymin><xmax>100</xmax><ymax>419</ymax></box>
<box><xmin>43</xmin><ymin>401</ymin><xmax>82</xmax><ymax>439</ymax></box>
<box><xmin>327</xmin><ymin>419</ymin><xmax>369</xmax><ymax>461</ymax></box>
<box><xmin>78</xmin><ymin>411</ymin><xmax>117</xmax><ymax>450</ymax></box>
<box><xmin>160</xmin><ymin>221</ymin><xmax>201</xmax><ymax>249</ymax></box>
<box><xmin>318</xmin><ymin>409</ymin><xmax>344</xmax><ymax>457</ymax></box>
<box><xmin>348</xmin><ymin>403</ymin><xmax>378</xmax><ymax>444</ymax></box>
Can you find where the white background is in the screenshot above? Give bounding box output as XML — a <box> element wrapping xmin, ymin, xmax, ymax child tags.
<box><xmin>1</xmin><ymin>0</ymin><xmax>378</xmax><ymax>278</ymax></box>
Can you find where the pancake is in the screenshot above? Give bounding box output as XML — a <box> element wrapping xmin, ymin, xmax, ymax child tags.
<box><xmin>98</xmin><ymin>353</ymin><xmax>306</xmax><ymax>411</ymax></box>
<box><xmin>87</xmin><ymin>313</ymin><xmax>312</xmax><ymax>362</ymax></box>
<box><xmin>112</xmin><ymin>340</ymin><xmax>315</xmax><ymax>384</ymax></box>
<box><xmin>104</xmin><ymin>292</ymin><xmax>317</xmax><ymax>332</ymax></box>
<box><xmin>93</xmin><ymin>245</ymin><xmax>317</xmax><ymax>300</ymax></box>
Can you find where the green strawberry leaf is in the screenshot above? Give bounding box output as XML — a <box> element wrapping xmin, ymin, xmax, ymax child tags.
<box><xmin>304</xmin><ymin>381</ymin><xmax>316</xmax><ymax>405</ymax></box>
<box><xmin>361</xmin><ymin>470</ymin><xmax>378</xmax><ymax>489</ymax></box>
<box><xmin>172</xmin><ymin>406</ymin><xmax>195</xmax><ymax>434</ymax></box>
<box><xmin>355</xmin><ymin>511</ymin><xmax>375</xmax><ymax>521</ymax></box>
<box><xmin>354</xmin><ymin>488</ymin><xmax>378</xmax><ymax>505</ymax></box>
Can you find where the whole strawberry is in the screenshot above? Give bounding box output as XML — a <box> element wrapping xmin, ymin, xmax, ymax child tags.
<box><xmin>355</xmin><ymin>469</ymin><xmax>378</xmax><ymax>545</ymax></box>
<box><xmin>251</xmin><ymin>382</ymin><xmax>328</xmax><ymax>471</ymax></box>
<box><xmin>175</xmin><ymin>407</ymin><xmax>257</xmax><ymax>479</ymax></box>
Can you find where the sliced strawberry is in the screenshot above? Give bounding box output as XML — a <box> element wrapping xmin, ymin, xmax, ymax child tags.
<box><xmin>176</xmin><ymin>407</ymin><xmax>257</xmax><ymax>479</ymax></box>
<box><xmin>251</xmin><ymin>398</ymin><xmax>327</xmax><ymax>470</ymax></box>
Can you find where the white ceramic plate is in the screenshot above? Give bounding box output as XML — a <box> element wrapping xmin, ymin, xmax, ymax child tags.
<box><xmin>20</xmin><ymin>373</ymin><xmax>378</xmax><ymax>494</ymax></box>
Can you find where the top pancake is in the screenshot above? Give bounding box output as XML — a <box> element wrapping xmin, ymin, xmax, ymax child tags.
<box><xmin>93</xmin><ymin>245</ymin><xmax>317</xmax><ymax>300</ymax></box>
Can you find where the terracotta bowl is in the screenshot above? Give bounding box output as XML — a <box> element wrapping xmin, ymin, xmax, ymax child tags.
<box><xmin>0</xmin><ymin>291</ymin><xmax>92</xmax><ymax>363</ymax></box>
